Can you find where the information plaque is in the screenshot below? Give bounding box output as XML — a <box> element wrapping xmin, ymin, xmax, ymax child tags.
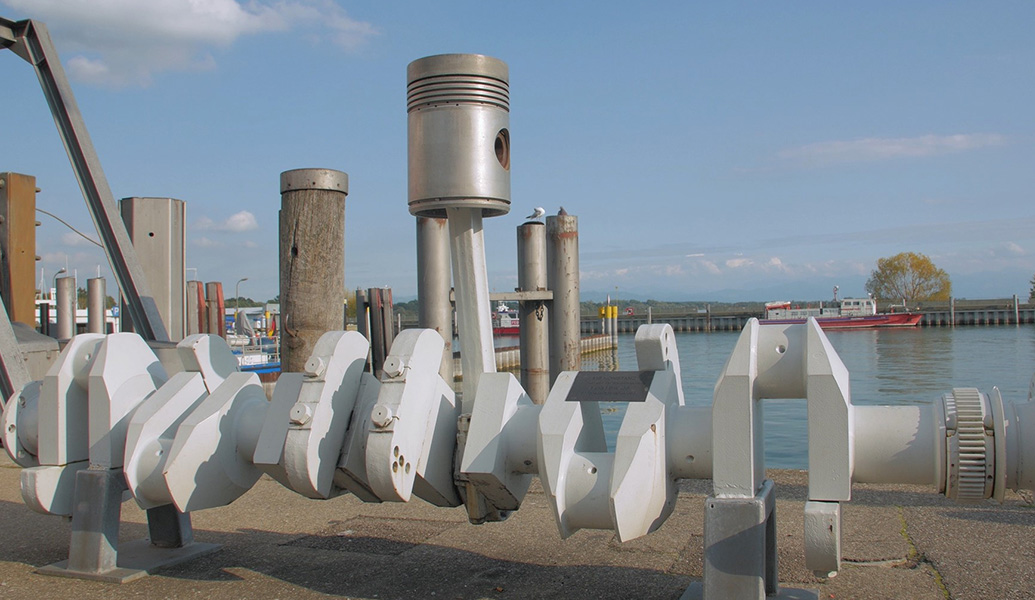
<box><xmin>565</xmin><ymin>371</ymin><xmax>655</xmax><ymax>403</ymax></box>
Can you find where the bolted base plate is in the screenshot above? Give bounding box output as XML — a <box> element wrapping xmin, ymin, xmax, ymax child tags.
<box><xmin>680</xmin><ymin>581</ymin><xmax>819</xmax><ymax>600</ymax></box>
<box><xmin>38</xmin><ymin>539</ymin><xmax>220</xmax><ymax>583</ymax></box>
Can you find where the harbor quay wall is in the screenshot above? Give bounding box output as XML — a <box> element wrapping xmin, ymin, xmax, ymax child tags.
<box><xmin>451</xmin><ymin>334</ymin><xmax>615</xmax><ymax>380</ymax></box>
<box><xmin>576</xmin><ymin>298</ymin><xmax>1035</xmax><ymax>334</ymax></box>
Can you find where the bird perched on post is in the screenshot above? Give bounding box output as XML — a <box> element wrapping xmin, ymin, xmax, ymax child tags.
<box><xmin>525</xmin><ymin>206</ymin><xmax>545</xmax><ymax>221</ymax></box>
<box><xmin>557</xmin><ymin>206</ymin><xmax>568</xmax><ymax>216</ymax></box>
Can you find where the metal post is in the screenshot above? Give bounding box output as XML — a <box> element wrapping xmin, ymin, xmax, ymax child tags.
<box><xmin>87</xmin><ymin>277</ymin><xmax>105</xmax><ymax>333</ymax></box>
<box><xmin>205</xmin><ymin>282</ymin><xmax>224</xmax><ymax>338</ymax></box>
<box><xmin>950</xmin><ymin>297</ymin><xmax>956</xmax><ymax>327</ymax></box>
<box><xmin>417</xmin><ymin>217</ymin><xmax>454</xmax><ymax>382</ymax></box>
<box><xmin>279</xmin><ymin>168</ymin><xmax>348</xmax><ymax>374</ymax></box>
<box><xmin>234</xmin><ymin>277</ymin><xmax>248</xmax><ymax>334</ymax></box>
<box><xmin>55</xmin><ymin>276</ymin><xmax>75</xmax><ymax>339</ymax></box>
<box><xmin>1014</xmin><ymin>294</ymin><xmax>1020</xmax><ymax>325</ymax></box>
<box><xmin>517</xmin><ymin>221</ymin><xmax>548</xmax><ymax>404</ymax></box>
<box><xmin>0</xmin><ymin>172</ymin><xmax>38</xmax><ymax>326</ymax></box>
<box><xmin>546</xmin><ymin>213</ymin><xmax>580</xmax><ymax>384</ymax></box>
<box><xmin>0</xmin><ymin>293</ymin><xmax>31</xmax><ymax>402</ymax></box>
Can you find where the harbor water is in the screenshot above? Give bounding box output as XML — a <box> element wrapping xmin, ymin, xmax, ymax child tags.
<box><xmin>586</xmin><ymin>325</ymin><xmax>1035</xmax><ymax>469</ymax></box>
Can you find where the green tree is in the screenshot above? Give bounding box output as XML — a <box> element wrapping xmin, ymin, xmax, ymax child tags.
<box><xmin>865</xmin><ymin>252</ymin><xmax>951</xmax><ymax>304</ymax></box>
<box><xmin>1029</xmin><ymin>273</ymin><xmax>1035</xmax><ymax>302</ymax></box>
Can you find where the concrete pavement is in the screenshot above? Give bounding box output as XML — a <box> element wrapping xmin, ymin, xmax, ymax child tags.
<box><xmin>1</xmin><ymin>454</ymin><xmax>1032</xmax><ymax>599</ymax></box>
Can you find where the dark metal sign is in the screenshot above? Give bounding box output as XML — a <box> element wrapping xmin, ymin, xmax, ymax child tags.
<box><xmin>565</xmin><ymin>371</ymin><xmax>655</xmax><ymax>403</ymax></box>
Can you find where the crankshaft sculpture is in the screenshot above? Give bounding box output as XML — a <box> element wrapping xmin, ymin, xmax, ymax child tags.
<box><xmin>4</xmin><ymin>51</ymin><xmax>1035</xmax><ymax>600</ymax></box>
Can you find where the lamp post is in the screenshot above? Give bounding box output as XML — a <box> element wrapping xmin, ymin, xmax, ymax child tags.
<box><xmin>235</xmin><ymin>277</ymin><xmax>248</xmax><ymax>333</ymax></box>
<box><xmin>52</xmin><ymin>267</ymin><xmax>67</xmax><ymax>300</ymax></box>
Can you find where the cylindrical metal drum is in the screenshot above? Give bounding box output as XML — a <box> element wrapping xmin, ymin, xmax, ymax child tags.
<box><xmin>407</xmin><ymin>54</ymin><xmax>511</xmax><ymax>218</ymax></box>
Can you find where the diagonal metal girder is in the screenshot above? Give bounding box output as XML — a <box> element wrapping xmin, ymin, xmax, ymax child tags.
<box><xmin>1</xmin><ymin>16</ymin><xmax>169</xmax><ymax>341</ymax></box>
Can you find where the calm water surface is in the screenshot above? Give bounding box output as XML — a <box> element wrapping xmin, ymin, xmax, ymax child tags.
<box><xmin>586</xmin><ymin>326</ymin><xmax>1035</xmax><ymax>469</ymax></box>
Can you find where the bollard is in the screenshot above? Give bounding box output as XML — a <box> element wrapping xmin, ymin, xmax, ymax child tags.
<box><xmin>55</xmin><ymin>275</ymin><xmax>75</xmax><ymax>339</ymax></box>
<box><xmin>417</xmin><ymin>217</ymin><xmax>454</xmax><ymax>382</ymax></box>
<box><xmin>279</xmin><ymin>168</ymin><xmax>348</xmax><ymax>373</ymax></box>
<box><xmin>205</xmin><ymin>282</ymin><xmax>224</xmax><ymax>338</ymax></box>
<box><xmin>87</xmin><ymin>277</ymin><xmax>105</xmax><ymax>333</ymax></box>
<box><xmin>185</xmin><ymin>280</ymin><xmax>204</xmax><ymax>336</ymax></box>
<box><xmin>517</xmin><ymin>221</ymin><xmax>548</xmax><ymax>404</ymax></box>
<box><xmin>546</xmin><ymin>213</ymin><xmax>580</xmax><ymax>384</ymax></box>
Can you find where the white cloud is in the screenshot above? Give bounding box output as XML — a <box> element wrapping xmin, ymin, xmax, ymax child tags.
<box><xmin>223</xmin><ymin>210</ymin><xmax>259</xmax><ymax>232</ymax></box>
<box><xmin>193</xmin><ymin>210</ymin><xmax>258</xmax><ymax>232</ymax></box>
<box><xmin>777</xmin><ymin>133</ymin><xmax>1006</xmax><ymax>167</ymax></box>
<box><xmin>700</xmin><ymin>260</ymin><xmax>721</xmax><ymax>275</ymax></box>
<box><xmin>193</xmin><ymin>236</ymin><xmax>221</xmax><ymax>247</ymax></box>
<box><xmin>725</xmin><ymin>258</ymin><xmax>753</xmax><ymax>268</ymax></box>
<box><xmin>1005</xmin><ymin>242</ymin><xmax>1025</xmax><ymax>256</ymax></box>
<box><xmin>1</xmin><ymin>0</ymin><xmax>377</xmax><ymax>87</ymax></box>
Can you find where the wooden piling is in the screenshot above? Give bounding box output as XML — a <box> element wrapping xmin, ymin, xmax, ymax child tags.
<box><xmin>279</xmin><ymin>169</ymin><xmax>348</xmax><ymax>373</ymax></box>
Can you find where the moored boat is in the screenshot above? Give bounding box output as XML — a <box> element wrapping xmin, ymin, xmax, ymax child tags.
<box><xmin>763</xmin><ymin>295</ymin><xmax>922</xmax><ymax>329</ymax></box>
<box><xmin>492</xmin><ymin>302</ymin><xmax>520</xmax><ymax>336</ymax></box>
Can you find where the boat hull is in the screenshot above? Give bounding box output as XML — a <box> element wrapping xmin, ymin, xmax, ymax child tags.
<box><xmin>493</xmin><ymin>326</ymin><xmax>520</xmax><ymax>336</ymax></box>
<box><xmin>762</xmin><ymin>313</ymin><xmax>922</xmax><ymax>329</ymax></box>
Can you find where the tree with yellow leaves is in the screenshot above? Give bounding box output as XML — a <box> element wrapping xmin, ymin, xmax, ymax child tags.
<box><xmin>865</xmin><ymin>252</ymin><xmax>951</xmax><ymax>304</ymax></box>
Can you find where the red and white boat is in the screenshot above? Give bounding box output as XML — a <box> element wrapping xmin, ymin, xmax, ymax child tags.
<box><xmin>492</xmin><ymin>302</ymin><xmax>520</xmax><ymax>336</ymax></box>
<box><xmin>763</xmin><ymin>295</ymin><xmax>922</xmax><ymax>329</ymax></box>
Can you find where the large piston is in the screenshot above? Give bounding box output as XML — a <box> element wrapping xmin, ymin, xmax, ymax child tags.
<box><xmin>407</xmin><ymin>54</ymin><xmax>511</xmax><ymax>218</ymax></box>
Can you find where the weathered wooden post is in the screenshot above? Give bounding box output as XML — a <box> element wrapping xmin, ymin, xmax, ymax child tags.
<box><xmin>205</xmin><ymin>282</ymin><xmax>225</xmax><ymax>338</ymax></box>
<box><xmin>546</xmin><ymin>212</ymin><xmax>580</xmax><ymax>384</ymax></box>
<box><xmin>517</xmin><ymin>220</ymin><xmax>548</xmax><ymax>404</ymax></box>
<box><xmin>279</xmin><ymin>168</ymin><xmax>348</xmax><ymax>373</ymax></box>
<box><xmin>185</xmin><ymin>280</ymin><xmax>204</xmax><ymax>336</ymax></box>
<box><xmin>0</xmin><ymin>172</ymin><xmax>38</xmax><ymax>326</ymax></box>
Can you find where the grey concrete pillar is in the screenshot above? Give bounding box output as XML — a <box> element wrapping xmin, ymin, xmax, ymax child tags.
<box><xmin>546</xmin><ymin>213</ymin><xmax>580</xmax><ymax>383</ymax></box>
<box><xmin>279</xmin><ymin>168</ymin><xmax>348</xmax><ymax>374</ymax></box>
<box><xmin>518</xmin><ymin>221</ymin><xmax>548</xmax><ymax>404</ymax></box>
<box><xmin>120</xmin><ymin>197</ymin><xmax>185</xmax><ymax>341</ymax></box>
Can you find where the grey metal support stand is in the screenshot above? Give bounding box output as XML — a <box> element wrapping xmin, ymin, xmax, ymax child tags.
<box><xmin>39</xmin><ymin>467</ymin><xmax>218</xmax><ymax>583</ymax></box>
<box><xmin>0</xmin><ymin>16</ymin><xmax>169</xmax><ymax>341</ymax></box>
<box><xmin>0</xmin><ymin>294</ymin><xmax>31</xmax><ymax>403</ymax></box>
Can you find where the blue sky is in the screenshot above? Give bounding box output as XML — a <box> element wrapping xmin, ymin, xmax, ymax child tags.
<box><xmin>3</xmin><ymin>1</ymin><xmax>1034</xmax><ymax>303</ymax></box>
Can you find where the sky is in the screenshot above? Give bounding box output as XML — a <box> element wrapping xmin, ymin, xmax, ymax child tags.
<box><xmin>2</xmin><ymin>1</ymin><xmax>1034</xmax><ymax>304</ymax></box>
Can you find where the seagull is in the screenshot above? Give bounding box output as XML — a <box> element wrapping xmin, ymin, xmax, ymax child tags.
<box><xmin>525</xmin><ymin>206</ymin><xmax>545</xmax><ymax>221</ymax></box>
<box><xmin>557</xmin><ymin>206</ymin><xmax>568</xmax><ymax>216</ymax></box>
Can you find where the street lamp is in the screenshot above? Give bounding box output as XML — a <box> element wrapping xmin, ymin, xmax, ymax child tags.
<box><xmin>52</xmin><ymin>267</ymin><xmax>67</xmax><ymax>300</ymax></box>
<box><xmin>235</xmin><ymin>277</ymin><xmax>249</xmax><ymax>334</ymax></box>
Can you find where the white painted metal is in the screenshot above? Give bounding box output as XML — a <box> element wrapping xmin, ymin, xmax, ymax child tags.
<box><xmin>804</xmin><ymin>501</ymin><xmax>841</xmax><ymax>578</ymax></box>
<box><xmin>37</xmin><ymin>334</ymin><xmax>105</xmax><ymax>466</ymax></box>
<box><xmin>282</xmin><ymin>331</ymin><xmax>369</xmax><ymax>499</ymax></box>
<box><xmin>851</xmin><ymin>404</ymin><xmax>943</xmax><ymax>486</ymax></box>
<box><xmin>87</xmin><ymin>333</ymin><xmax>168</xmax><ymax>468</ymax></box>
<box><xmin>461</xmin><ymin>372</ymin><xmax>538</xmax><ymax>511</ymax></box>
<box><xmin>446</xmin><ymin>207</ymin><xmax>496</xmax><ymax>411</ymax></box>
<box><xmin>124</xmin><ymin>372</ymin><xmax>209</xmax><ymax>509</ymax></box>
<box><xmin>365</xmin><ymin>328</ymin><xmax>459</xmax><ymax>503</ymax></box>
<box><xmin>163</xmin><ymin>372</ymin><xmax>268</xmax><ymax>512</ymax></box>
<box><xmin>334</xmin><ymin>372</ymin><xmax>383</xmax><ymax>502</ymax></box>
